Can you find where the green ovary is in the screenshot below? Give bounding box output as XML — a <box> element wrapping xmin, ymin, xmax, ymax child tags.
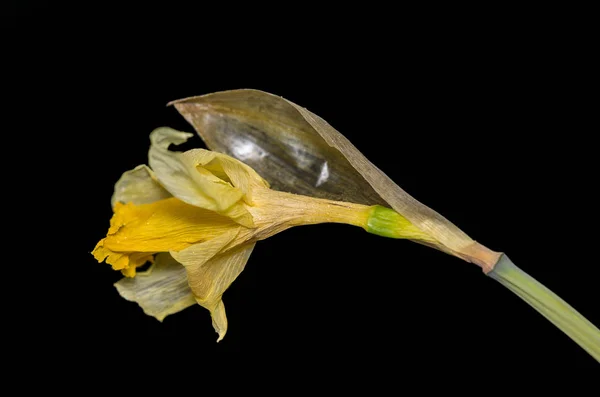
<box><xmin>366</xmin><ymin>205</ymin><xmax>435</xmax><ymax>242</ymax></box>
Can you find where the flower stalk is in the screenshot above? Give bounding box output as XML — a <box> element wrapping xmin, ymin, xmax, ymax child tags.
<box><xmin>489</xmin><ymin>255</ymin><xmax>600</xmax><ymax>362</ymax></box>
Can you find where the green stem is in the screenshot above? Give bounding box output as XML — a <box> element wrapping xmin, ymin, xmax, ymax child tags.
<box><xmin>488</xmin><ymin>254</ymin><xmax>600</xmax><ymax>362</ymax></box>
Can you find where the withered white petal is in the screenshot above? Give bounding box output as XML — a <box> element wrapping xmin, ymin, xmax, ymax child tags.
<box><xmin>148</xmin><ymin>127</ymin><xmax>244</xmax><ymax>213</ymax></box>
<box><xmin>111</xmin><ymin>164</ymin><xmax>171</xmax><ymax>208</ymax></box>
<box><xmin>171</xmin><ymin>229</ymin><xmax>255</xmax><ymax>342</ymax></box>
<box><xmin>114</xmin><ymin>253</ymin><xmax>196</xmax><ymax>321</ymax></box>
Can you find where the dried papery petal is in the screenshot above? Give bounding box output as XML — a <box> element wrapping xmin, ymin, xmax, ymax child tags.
<box><xmin>111</xmin><ymin>164</ymin><xmax>171</xmax><ymax>208</ymax></box>
<box><xmin>114</xmin><ymin>253</ymin><xmax>196</xmax><ymax>321</ymax></box>
<box><xmin>148</xmin><ymin>127</ymin><xmax>255</xmax><ymax>227</ymax></box>
<box><xmin>171</xmin><ymin>229</ymin><xmax>255</xmax><ymax>342</ymax></box>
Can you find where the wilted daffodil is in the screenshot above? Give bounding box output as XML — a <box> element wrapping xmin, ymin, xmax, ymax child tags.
<box><xmin>93</xmin><ymin>127</ymin><xmax>433</xmax><ymax>341</ymax></box>
<box><xmin>94</xmin><ymin>90</ymin><xmax>599</xmax><ymax>362</ymax></box>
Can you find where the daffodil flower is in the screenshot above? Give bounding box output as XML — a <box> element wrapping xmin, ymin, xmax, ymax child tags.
<box><xmin>94</xmin><ymin>90</ymin><xmax>599</xmax><ymax>362</ymax></box>
<box><xmin>94</xmin><ymin>127</ymin><xmax>432</xmax><ymax>341</ymax></box>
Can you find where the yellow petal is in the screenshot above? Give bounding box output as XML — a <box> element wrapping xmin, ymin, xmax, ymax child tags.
<box><xmin>111</xmin><ymin>164</ymin><xmax>171</xmax><ymax>209</ymax></box>
<box><xmin>114</xmin><ymin>253</ymin><xmax>196</xmax><ymax>321</ymax></box>
<box><xmin>93</xmin><ymin>197</ymin><xmax>240</xmax><ymax>276</ymax></box>
<box><xmin>148</xmin><ymin>127</ymin><xmax>253</xmax><ymax>226</ymax></box>
<box><xmin>100</xmin><ymin>198</ymin><xmax>238</xmax><ymax>253</ymax></box>
<box><xmin>171</xmin><ymin>229</ymin><xmax>255</xmax><ymax>342</ymax></box>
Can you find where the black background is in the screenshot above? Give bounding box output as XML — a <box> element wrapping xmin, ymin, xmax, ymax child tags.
<box><xmin>8</xmin><ymin>2</ymin><xmax>598</xmax><ymax>384</ymax></box>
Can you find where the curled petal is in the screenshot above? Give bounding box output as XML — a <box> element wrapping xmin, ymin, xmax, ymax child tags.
<box><xmin>111</xmin><ymin>164</ymin><xmax>171</xmax><ymax>208</ymax></box>
<box><xmin>170</xmin><ymin>229</ymin><xmax>255</xmax><ymax>342</ymax></box>
<box><xmin>182</xmin><ymin>149</ymin><xmax>269</xmax><ymax>204</ymax></box>
<box><xmin>148</xmin><ymin>127</ymin><xmax>253</xmax><ymax>226</ymax></box>
<box><xmin>114</xmin><ymin>253</ymin><xmax>196</xmax><ymax>321</ymax></box>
